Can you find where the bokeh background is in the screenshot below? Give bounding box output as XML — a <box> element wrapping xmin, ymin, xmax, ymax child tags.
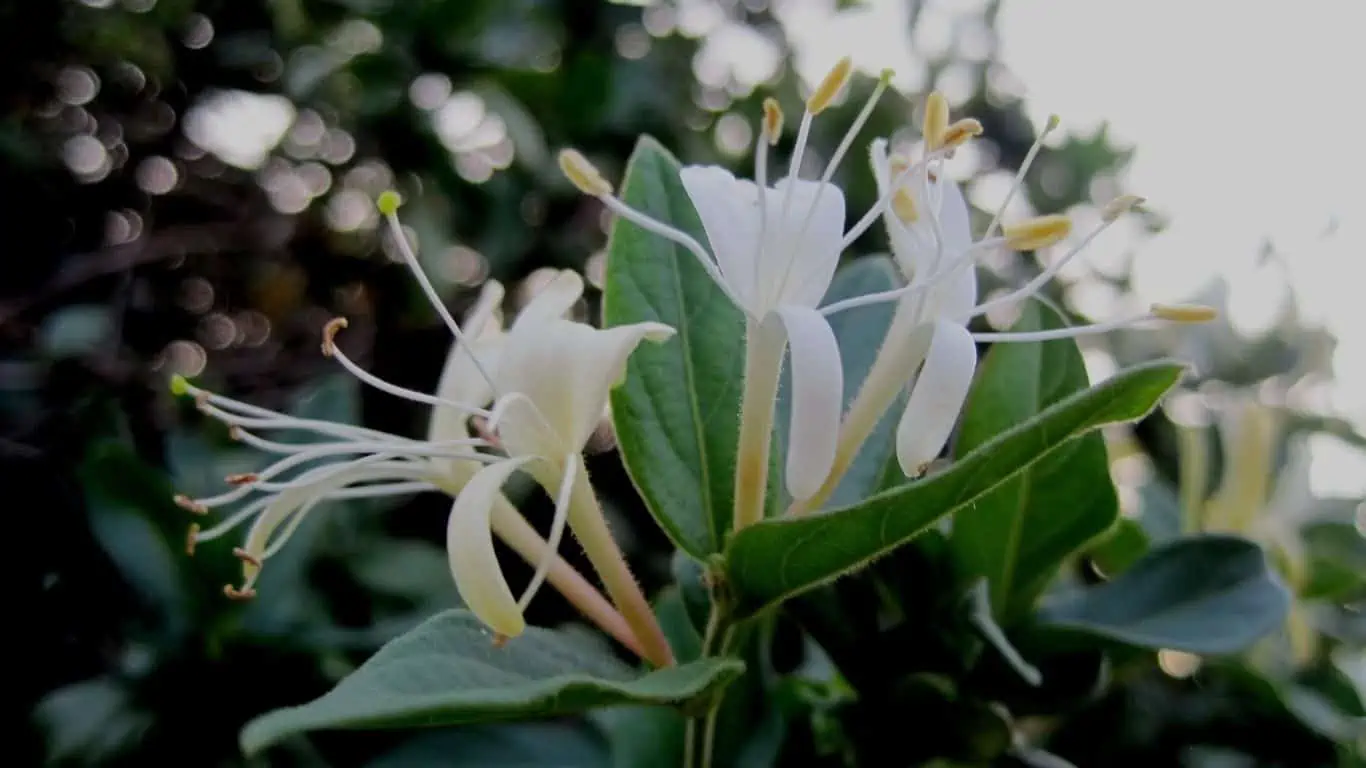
<box><xmin>5</xmin><ymin>0</ymin><xmax>1363</xmax><ymax>765</ymax></box>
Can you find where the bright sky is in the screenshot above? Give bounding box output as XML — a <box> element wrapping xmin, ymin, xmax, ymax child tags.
<box><xmin>782</xmin><ymin>0</ymin><xmax>1366</xmax><ymax>497</ymax></box>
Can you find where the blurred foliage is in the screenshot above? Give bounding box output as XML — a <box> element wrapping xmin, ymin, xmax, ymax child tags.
<box><xmin>3</xmin><ymin>0</ymin><xmax>1362</xmax><ymax>766</ymax></box>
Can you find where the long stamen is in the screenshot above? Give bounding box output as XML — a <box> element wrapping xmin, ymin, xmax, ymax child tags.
<box><xmin>378</xmin><ymin>192</ymin><xmax>500</xmax><ymax>394</ymax></box>
<box><xmin>969</xmin><ymin>216</ymin><xmax>1110</xmax><ymax>320</ymax></box>
<box><xmin>840</xmin><ymin>148</ymin><xmax>951</xmax><ymax>250</ymax></box>
<box><xmin>819</xmin><ymin>68</ymin><xmax>892</xmax><ymax>186</ymax></box>
<box><xmin>322</xmin><ymin>318</ymin><xmax>492</xmax><ymax>418</ymax></box>
<box><xmin>819</xmin><ymin>238</ymin><xmax>1002</xmax><ymax>316</ymax></box>
<box><xmin>194</xmin><ymin>497</ymin><xmax>271</xmax><ymax>542</ymax></box>
<box><xmin>518</xmin><ymin>455</ymin><xmax>578</xmax><ymax>611</ymax></box>
<box><xmin>972</xmin><ymin>312</ymin><xmax>1157</xmax><ymax>342</ymax></box>
<box><xmin>174</xmin><ymin>376</ymin><xmax>401</xmax><ymax>444</ymax></box>
<box><xmin>985</xmin><ymin>114</ymin><xmax>1059</xmax><ymax>239</ymax></box>
<box><xmin>596</xmin><ymin>195</ymin><xmax>750</xmax><ymax>312</ymax></box>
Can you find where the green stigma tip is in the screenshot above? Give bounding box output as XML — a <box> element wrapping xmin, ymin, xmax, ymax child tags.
<box><xmin>170</xmin><ymin>374</ymin><xmax>190</xmax><ymax>397</ymax></box>
<box><xmin>377</xmin><ymin>190</ymin><xmax>403</xmax><ymax>216</ymax></box>
<box><xmin>879</xmin><ymin>68</ymin><xmax>895</xmax><ymax>83</ymax></box>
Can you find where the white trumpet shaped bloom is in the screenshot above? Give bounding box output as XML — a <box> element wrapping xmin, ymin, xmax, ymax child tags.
<box><xmin>558</xmin><ymin>61</ymin><xmax>949</xmax><ymax>508</ymax></box>
<box><xmin>792</xmin><ymin>93</ymin><xmax>1216</xmax><ymax>512</ymax></box>
<box><xmin>173</xmin><ymin>233</ymin><xmax>651</xmax><ymax>655</ymax></box>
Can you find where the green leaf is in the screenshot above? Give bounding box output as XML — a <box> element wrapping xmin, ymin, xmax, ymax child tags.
<box><xmin>725</xmin><ymin>360</ymin><xmax>1186</xmax><ymax>618</ymax></box>
<box><xmin>240</xmin><ymin>610</ymin><xmax>744</xmax><ymax>755</ymax></box>
<box><xmin>1038</xmin><ymin>534</ymin><xmax>1291</xmax><ymax>653</ymax></box>
<box><xmin>775</xmin><ymin>256</ymin><xmax>903</xmax><ymax>510</ymax></box>
<box><xmin>950</xmin><ymin>302</ymin><xmax>1120</xmax><ymax>621</ymax></box>
<box><xmin>603</xmin><ymin>136</ymin><xmax>777</xmax><ymax>559</ymax></box>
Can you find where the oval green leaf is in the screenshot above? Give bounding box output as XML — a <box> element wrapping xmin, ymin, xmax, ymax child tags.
<box><xmin>949</xmin><ymin>302</ymin><xmax>1119</xmax><ymax>622</ymax></box>
<box><xmin>240</xmin><ymin>610</ymin><xmax>744</xmax><ymax>755</ymax></box>
<box><xmin>724</xmin><ymin>360</ymin><xmax>1186</xmax><ymax>618</ymax></box>
<box><xmin>1038</xmin><ymin>534</ymin><xmax>1291</xmax><ymax>653</ymax></box>
<box><xmin>603</xmin><ymin>136</ymin><xmax>777</xmax><ymax>559</ymax></box>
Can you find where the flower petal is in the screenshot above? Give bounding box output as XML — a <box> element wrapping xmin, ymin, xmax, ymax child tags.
<box><xmin>895</xmin><ymin>319</ymin><xmax>977</xmax><ymax>475</ymax></box>
<box><xmin>764</xmin><ymin>176</ymin><xmax>846</xmax><ymax>310</ymax></box>
<box><xmin>760</xmin><ymin>306</ymin><xmax>843</xmax><ymax>500</ymax></box>
<box><xmin>869</xmin><ymin>139</ymin><xmax>977</xmax><ymax>323</ymax></box>
<box><xmin>513</xmin><ymin>270</ymin><xmax>586</xmax><ymax>329</ymax></box>
<box><xmin>428</xmin><ymin>280</ymin><xmax>506</xmax><ymax>443</ymax></box>
<box><xmin>496</xmin><ymin>317</ymin><xmax>675</xmax><ymax>457</ymax></box>
<box><xmin>680</xmin><ymin>165</ymin><xmax>761</xmax><ymax>308</ymax></box>
<box><xmin>447</xmin><ymin>457</ymin><xmax>537</xmax><ymax>638</ymax></box>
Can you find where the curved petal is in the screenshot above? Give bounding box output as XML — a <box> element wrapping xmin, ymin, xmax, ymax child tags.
<box><xmin>447</xmin><ymin>457</ymin><xmax>537</xmax><ymax>638</ymax></box>
<box><xmin>764</xmin><ymin>176</ymin><xmax>845</xmax><ymax>310</ymax></box>
<box><xmin>680</xmin><ymin>165</ymin><xmax>761</xmax><ymax>307</ymax></box>
<box><xmin>896</xmin><ymin>320</ymin><xmax>978</xmax><ymax>475</ymax></box>
<box><xmin>760</xmin><ymin>306</ymin><xmax>843</xmax><ymax>500</ymax></box>
<box><xmin>513</xmin><ymin>270</ymin><xmax>586</xmax><ymax>329</ymax></box>
<box><xmin>923</xmin><ymin>181</ymin><xmax>979</xmax><ymax>323</ymax></box>
<box><xmin>870</xmin><ymin>138</ymin><xmax>975</xmax><ymax>317</ymax></box>
<box><xmin>496</xmin><ymin>318</ymin><xmax>675</xmax><ymax>457</ymax></box>
<box><xmin>427</xmin><ymin>281</ymin><xmax>507</xmax><ymax>443</ymax></box>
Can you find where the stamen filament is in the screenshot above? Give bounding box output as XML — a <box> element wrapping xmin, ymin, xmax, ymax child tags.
<box><xmin>518</xmin><ymin>455</ymin><xmax>577</xmax><ymax>611</ymax></box>
<box><xmin>382</xmin><ymin>210</ymin><xmax>500</xmax><ymax>393</ymax></box>
<box><xmin>972</xmin><ymin>313</ymin><xmax>1151</xmax><ymax>342</ymax></box>
<box><xmin>597</xmin><ymin>196</ymin><xmax>750</xmax><ymax>313</ymax></box>
<box><xmin>985</xmin><ymin>114</ymin><xmax>1059</xmax><ymax>239</ymax></box>
<box><xmin>326</xmin><ymin>338</ymin><xmax>492</xmax><ymax>419</ymax></box>
<box><xmin>968</xmin><ymin>219</ymin><xmax>1110</xmax><ymax>319</ymax></box>
<box><xmin>840</xmin><ymin>148</ymin><xmax>949</xmax><ymax>250</ymax></box>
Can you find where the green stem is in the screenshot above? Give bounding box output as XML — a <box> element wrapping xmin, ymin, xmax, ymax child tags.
<box><xmin>684</xmin><ymin>598</ymin><xmax>732</xmax><ymax>768</ymax></box>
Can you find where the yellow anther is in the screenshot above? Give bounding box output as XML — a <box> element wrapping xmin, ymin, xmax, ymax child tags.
<box><xmin>1102</xmin><ymin>194</ymin><xmax>1147</xmax><ymax>222</ymax></box>
<box><xmin>892</xmin><ymin>188</ymin><xmax>919</xmax><ymax>223</ymax></box>
<box><xmin>185</xmin><ymin>524</ymin><xmax>199</xmax><ymax>556</ymax></box>
<box><xmin>1003</xmin><ymin>214</ymin><xmax>1072</xmax><ymax>251</ymax></box>
<box><xmin>321</xmin><ymin>317</ymin><xmax>348</xmax><ymax>356</ymax></box>
<box><xmin>174</xmin><ymin>494</ymin><xmax>208</xmax><ymax>515</ymax></box>
<box><xmin>224</xmin><ymin>584</ymin><xmax>257</xmax><ymax>601</ymax></box>
<box><xmin>806</xmin><ymin>56</ymin><xmax>853</xmax><ymax>115</ymax></box>
<box><xmin>169</xmin><ymin>374</ymin><xmax>190</xmax><ymax>397</ymax></box>
<box><xmin>941</xmin><ymin>118</ymin><xmax>984</xmax><ymax>149</ymax></box>
<box><xmin>762</xmin><ymin>98</ymin><xmax>784</xmax><ymax>145</ymax></box>
<box><xmin>232</xmin><ymin>547</ymin><xmax>263</xmax><ymax>568</ymax></box>
<box><xmin>923</xmin><ymin>91</ymin><xmax>950</xmax><ymax>151</ymax></box>
<box><xmin>558</xmin><ymin>149</ymin><xmax>613</xmax><ymax>197</ymax></box>
<box><xmin>377</xmin><ymin>190</ymin><xmax>402</xmax><ymax>217</ymax></box>
<box><xmin>1151</xmin><ymin>303</ymin><xmax>1218</xmax><ymax>323</ymax></box>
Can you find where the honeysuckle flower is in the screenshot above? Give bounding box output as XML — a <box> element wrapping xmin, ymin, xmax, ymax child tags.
<box><xmin>559</xmin><ymin>58</ymin><xmax>955</xmax><ymax>527</ymax></box>
<box><xmin>171</xmin><ymin>202</ymin><xmax>659</xmax><ymax>660</ymax></box>
<box><xmin>788</xmin><ymin>92</ymin><xmax>1218</xmax><ymax>514</ymax></box>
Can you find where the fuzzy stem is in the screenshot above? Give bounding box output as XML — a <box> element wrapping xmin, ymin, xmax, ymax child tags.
<box><xmin>562</xmin><ymin>455</ymin><xmax>675</xmax><ymax>667</ymax></box>
<box><xmin>788</xmin><ymin>302</ymin><xmax>919</xmax><ymax>515</ymax></box>
<box><xmin>733</xmin><ymin>320</ymin><xmax>784</xmax><ymax>530</ymax></box>
<box><xmin>488</xmin><ymin>499</ymin><xmax>646</xmax><ymax>660</ymax></box>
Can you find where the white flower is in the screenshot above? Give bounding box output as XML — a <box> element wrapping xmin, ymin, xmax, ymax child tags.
<box><xmin>172</xmin><ymin>200</ymin><xmax>662</xmax><ymax>659</ymax></box>
<box><xmin>790</xmin><ymin>93</ymin><xmax>1217</xmax><ymax>512</ymax></box>
<box><xmin>557</xmin><ymin>59</ymin><xmax>952</xmax><ymax>515</ymax></box>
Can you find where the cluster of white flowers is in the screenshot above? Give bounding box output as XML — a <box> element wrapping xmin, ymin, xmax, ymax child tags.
<box><xmin>173</xmin><ymin>57</ymin><xmax>1212</xmax><ymax>666</ymax></box>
